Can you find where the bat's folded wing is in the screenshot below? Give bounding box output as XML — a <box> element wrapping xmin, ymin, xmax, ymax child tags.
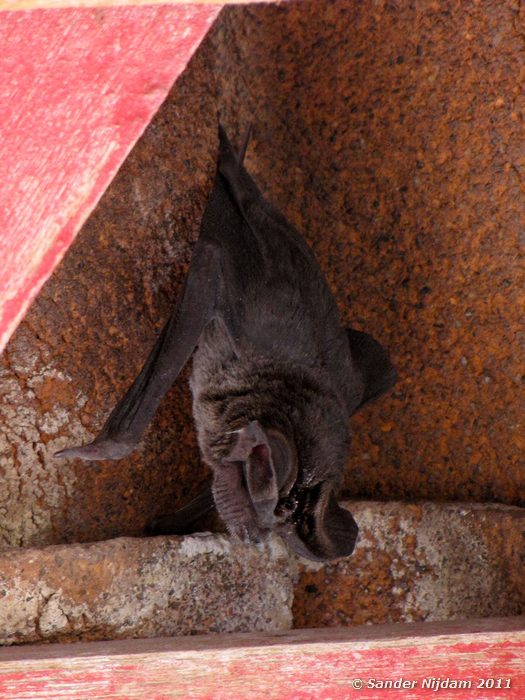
<box><xmin>346</xmin><ymin>327</ymin><xmax>397</xmax><ymax>414</ymax></box>
<box><xmin>55</xmin><ymin>240</ymin><xmax>221</xmax><ymax>461</ymax></box>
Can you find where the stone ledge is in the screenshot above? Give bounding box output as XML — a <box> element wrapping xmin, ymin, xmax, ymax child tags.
<box><xmin>1</xmin><ymin>501</ymin><xmax>523</xmax><ymax>645</ymax></box>
<box><xmin>294</xmin><ymin>501</ymin><xmax>525</xmax><ymax>627</ymax></box>
<box><xmin>0</xmin><ymin>534</ymin><xmax>295</xmax><ymax>645</ymax></box>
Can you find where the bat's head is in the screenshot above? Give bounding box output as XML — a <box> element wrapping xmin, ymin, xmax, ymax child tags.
<box><xmin>212</xmin><ymin>418</ymin><xmax>358</xmax><ymax>562</ymax></box>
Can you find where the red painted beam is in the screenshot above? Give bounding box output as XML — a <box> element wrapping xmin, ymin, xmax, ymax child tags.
<box><xmin>0</xmin><ymin>617</ymin><xmax>524</xmax><ymax>699</ymax></box>
<box><xmin>0</xmin><ymin>5</ymin><xmax>222</xmax><ymax>353</ymax></box>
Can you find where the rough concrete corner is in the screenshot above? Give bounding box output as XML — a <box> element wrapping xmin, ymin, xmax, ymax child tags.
<box><xmin>0</xmin><ymin>534</ymin><xmax>296</xmax><ymax>645</ymax></box>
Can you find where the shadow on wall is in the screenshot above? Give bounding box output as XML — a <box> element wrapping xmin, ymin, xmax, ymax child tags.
<box><xmin>1</xmin><ymin>0</ymin><xmax>523</xmax><ymax>551</ymax></box>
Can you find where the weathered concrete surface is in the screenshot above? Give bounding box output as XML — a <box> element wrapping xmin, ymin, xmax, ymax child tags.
<box><xmin>1</xmin><ymin>0</ymin><xmax>525</xmax><ymax>552</ymax></box>
<box><xmin>0</xmin><ymin>534</ymin><xmax>295</xmax><ymax>645</ymax></box>
<box><xmin>293</xmin><ymin>502</ymin><xmax>525</xmax><ymax>628</ymax></box>
<box><xmin>1</xmin><ymin>502</ymin><xmax>522</xmax><ymax>645</ymax></box>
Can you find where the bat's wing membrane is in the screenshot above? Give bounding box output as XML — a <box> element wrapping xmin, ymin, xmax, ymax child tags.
<box><xmin>346</xmin><ymin>327</ymin><xmax>397</xmax><ymax>414</ymax></box>
<box><xmin>55</xmin><ymin>240</ymin><xmax>221</xmax><ymax>461</ymax></box>
<box><xmin>55</xmin><ymin>127</ymin><xmax>253</xmax><ymax>463</ymax></box>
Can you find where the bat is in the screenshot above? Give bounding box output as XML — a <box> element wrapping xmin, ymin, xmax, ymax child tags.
<box><xmin>56</xmin><ymin>124</ymin><xmax>396</xmax><ymax>561</ymax></box>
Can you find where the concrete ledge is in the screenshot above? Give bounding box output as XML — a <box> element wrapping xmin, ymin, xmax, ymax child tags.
<box><xmin>0</xmin><ymin>534</ymin><xmax>295</xmax><ymax>645</ymax></box>
<box><xmin>294</xmin><ymin>501</ymin><xmax>525</xmax><ymax>627</ymax></box>
<box><xmin>1</xmin><ymin>501</ymin><xmax>523</xmax><ymax>645</ymax></box>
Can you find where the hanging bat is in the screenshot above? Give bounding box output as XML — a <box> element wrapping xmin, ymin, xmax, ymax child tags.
<box><xmin>56</xmin><ymin>124</ymin><xmax>396</xmax><ymax>561</ymax></box>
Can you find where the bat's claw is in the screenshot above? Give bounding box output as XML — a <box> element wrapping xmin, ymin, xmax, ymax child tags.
<box><xmin>54</xmin><ymin>439</ymin><xmax>133</xmax><ymax>461</ymax></box>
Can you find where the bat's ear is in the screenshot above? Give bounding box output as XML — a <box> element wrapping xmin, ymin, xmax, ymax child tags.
<box><xmin>284</xmin><ymin>483</ymin><xmax>358</xmax><ymax>561</ymax></box>
<box><xmin>346</xmin><ymin>327</ymin><xmax>397</xmax><ymax>414</ymax></box>
<box><xmin>224</xmin><ymin>421</ymin><xmax>281</xmax><ymax>528</ymax></box>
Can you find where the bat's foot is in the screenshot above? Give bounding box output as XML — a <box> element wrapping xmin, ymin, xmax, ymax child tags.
<box><xmin>54</xmin><ymin>439</ymin><xmax>134</xmax><ymax>461</ymax></box>
<box><xmin>227</xmin><ymin>520</ymin><xmax>270</xmax><ymax>546</ymax></box>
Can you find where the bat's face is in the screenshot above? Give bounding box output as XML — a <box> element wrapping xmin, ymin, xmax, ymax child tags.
<box><xmin>210</xmin><ymin>420</ymin><xmax>358</xmax><ymax>561</ymax></box>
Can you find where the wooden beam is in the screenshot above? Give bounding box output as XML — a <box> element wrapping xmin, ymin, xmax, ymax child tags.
<box><xmin>0</xmin><ymin>5</ymin><xmax>222</xmax><ymax>354</ymax></box>
<box><xmin>0</xmin><ymin>0</ymin><xmax>272</xmax><ymax>11</ymax></box>
<box><xmin>0</xmin><ymin>617</ymin><xmax>524</xmax><ymax>699</ymax></box>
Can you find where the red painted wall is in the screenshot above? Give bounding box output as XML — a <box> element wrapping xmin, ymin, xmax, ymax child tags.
<box><xmin>0</xmin><ymin>5</ymin><xmax>222</xmax><ymax>352</ymax></box>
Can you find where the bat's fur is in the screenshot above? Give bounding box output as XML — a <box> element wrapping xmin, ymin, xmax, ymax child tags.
<box><xmin>56</xmin><ymin>125</ymin><xmax>396</xmax><ymax>561</ymax></box>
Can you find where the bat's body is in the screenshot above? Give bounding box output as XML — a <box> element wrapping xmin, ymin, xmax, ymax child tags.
<box><xmin>56</xmin><ymin>126</ymin><xmax>396</xmax><ymax>561</ymax></box>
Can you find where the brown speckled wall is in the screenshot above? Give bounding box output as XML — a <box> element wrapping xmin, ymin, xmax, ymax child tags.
<box><xmin>1</xmin><ymin>0</ymin><xmax>524</xmax><ymax>551</ymax></box>
<box><xmin>212</xmin><ymin>0</ymin><xmax>525</xmax><ymax>506</ymax></box>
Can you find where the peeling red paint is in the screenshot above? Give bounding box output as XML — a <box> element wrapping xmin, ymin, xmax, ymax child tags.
<box><xmin>0</xmin><ymin>4</ymin><xmax>222</xmax><ymax>353</ymax></box>
<box><xmin>0</xmin><ymin>621</ymin><xmax>524</xmax><ymax>699</ymax></box>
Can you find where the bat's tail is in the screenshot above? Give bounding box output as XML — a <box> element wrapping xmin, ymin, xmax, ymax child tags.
<box><xmin>218</xmin><ymin>122</ymin><xmax>252</xmax><ymax>174</ymax></box>
<box><xmin>218</xmin><ymin>123</ymin><xmax>262</xmax><ymax>217</ymax></box>
<box><xmin>237</xmin><ymin>124</ymin><xmax>252</xmax><ymax>166</ymax></box>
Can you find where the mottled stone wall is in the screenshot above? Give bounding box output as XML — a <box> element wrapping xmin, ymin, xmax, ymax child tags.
<box><xmin>1</xmin><ymin>0</ymin><xmax>524</xmax><ymax>551</ymax></box>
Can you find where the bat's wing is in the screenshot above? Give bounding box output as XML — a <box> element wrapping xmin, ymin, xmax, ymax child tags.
<box><xmin>55</xmin><ymin>239</ymin><xmax>221</xmax><ymax>460</ymax></box>
<box><xmin>217</xmin><ymin>123</ymin><xmax>288</xmax><ymax>230</ymax></box>
<box><xmin>55</xmin><ymin>127</ymin><xmax>257</xmax><ymax>462</ymax></box>
<box><xmin>347</xmin><ymin>327</ymin><xmax>397</xmax><ymax>414</ymax></box>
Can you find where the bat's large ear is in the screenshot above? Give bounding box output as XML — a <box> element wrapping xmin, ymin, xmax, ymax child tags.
<box><xmin>346</xmin><ymin>327</ymin><xmax>397</xmax><ymax>414</ymax></box>
<box><xmin>283</xmin><ymin>483</ymin><xmax>358</xmax><ymax>562</ymax></box>
<box><xmin>225</xmin><ymin>421</ymin><xmax>292</xmax><ymax>528</ymax></box>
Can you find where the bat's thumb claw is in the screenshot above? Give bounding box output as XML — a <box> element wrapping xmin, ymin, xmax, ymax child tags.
<box><xmin>54</xmin><ymin>439</ymin><xmax>134</xmax><ymax>461</ymax></box>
